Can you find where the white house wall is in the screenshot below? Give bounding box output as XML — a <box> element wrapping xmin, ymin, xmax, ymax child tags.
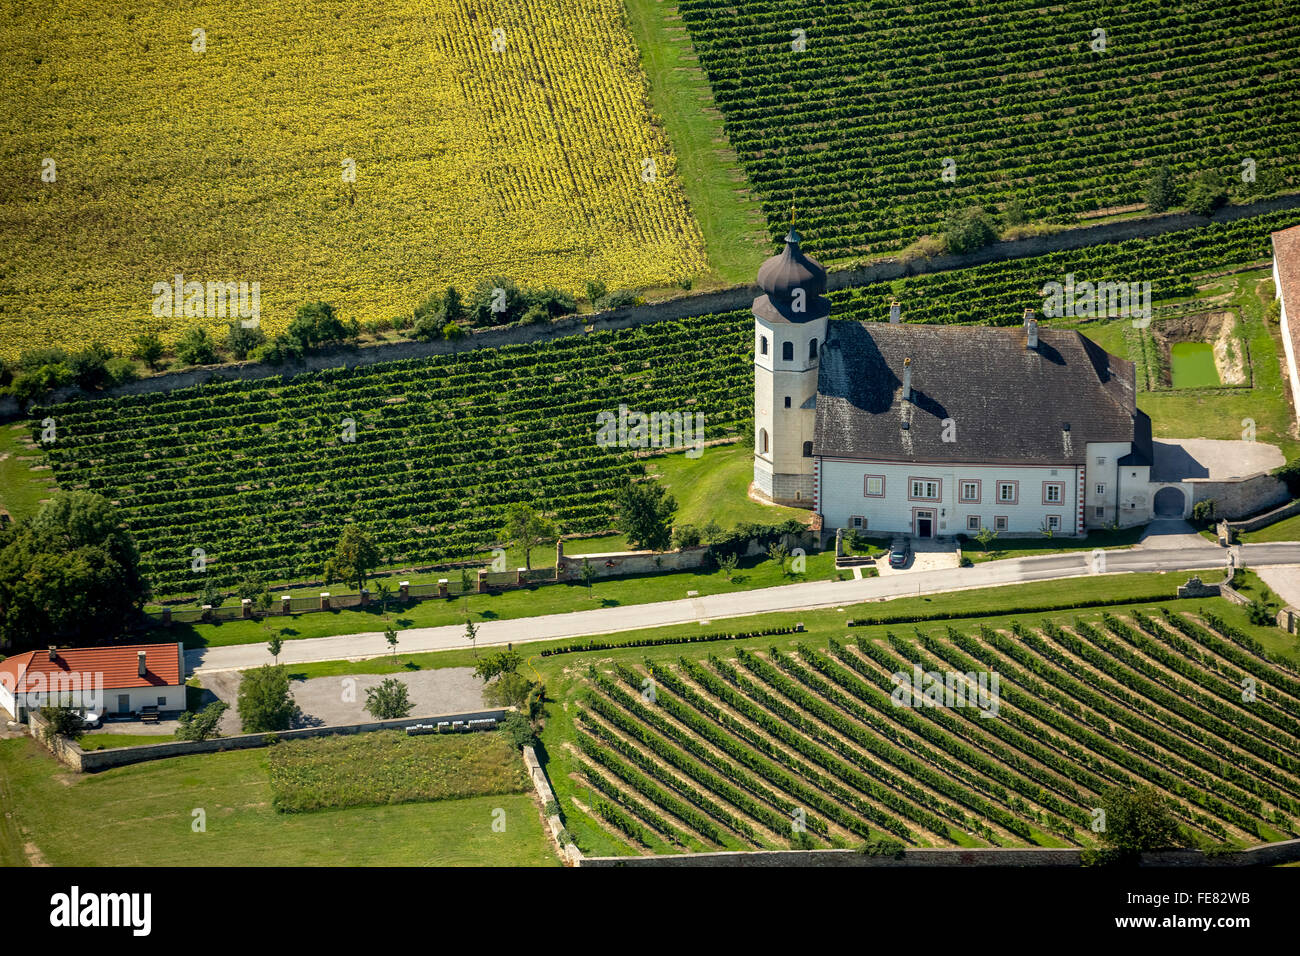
<box><xmin>1276</xmin><ymin>255</ymin><xmax>1300</xmax><ymax>415</ymax></box>
<box><xmin>818</xmin><ymin>458</ymin><xmax>1083</xmax><ymax>537</ymax></box>
<box><xmin>17</xmin><ymin>684</ymin><xmax>185</xmax><ymax>720</ymax></box>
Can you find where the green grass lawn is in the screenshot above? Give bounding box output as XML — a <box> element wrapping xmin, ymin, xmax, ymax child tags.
<box><xmin>648</xmin><ymin>442</ymin><xmax>809</xmax><ymax>529</ymax></box>
<box><xmin>0</xmin><ymin>738</ymin><xmax>558</xmax><ymax>866</ymax></box>
<box><xmin>78</xmin><ymin>733</ymin><xmax>177</xmax><ymax>751</ymax></box>
<box><xmin>623</xmin><ymin>0</ymin><xmax>770</xmax><ymax>286</ymax></box>
<box><xmin>1240</xmin><ymin>512</ymin><xmax>1300</xmax><ymax>543</ymax></box>
<box><xmin>963</xmin><ymin>526</ymin><xmax>1146</xmax><ymax>563</ymax></box>
<box><xmin>164</xmin><ymin>548</ymin><xmax>839</xmax><ymax>649</ymax></box>
<box><xmin>0</xmin><ymin>421</ymin><xmax>56</xmax><ymax>522</ymax></box>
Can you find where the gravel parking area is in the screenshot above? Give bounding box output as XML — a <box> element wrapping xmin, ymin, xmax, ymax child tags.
<box><xmin>199</xmin><ymin>667</ymin><xmax>487</xmax><ymax>735</ymax></box>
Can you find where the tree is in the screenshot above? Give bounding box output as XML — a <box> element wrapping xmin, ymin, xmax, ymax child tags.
<box><xmin>1186</xmin><ymin>171</ymin><xmax>1228</xmax><ymax>217</ymax></box>
<box><xmin>374</xmin><ymin>581</ymin><xmax>393</xmax><ymax>614</ymax></box>
<box><xmin>1145</xmin><ymin>165</ymin><xmax>1178</xmax><ymax>212</ymax></box>
<box><xmin>325</xmin><ymin>525</ymin><xmax>380</xmax><ymax>592</ymax></box>
<box><xmin>266</xmin><ymin>630</ymin><xmax>283</xmax><ymax>664</ymax></box>
<box><xmin>175</xmin><ymin>326</ymin><xmax>218</xmax><ymax>365</ymax></box>
<box><xmin>580</xmin><ymin>558</ymin><xmax>597</xmax><ymax>597</ymax></box>
<box><xmin>364</xmin><ymin>678</ymin><xmax>413</xmax><ymax>720</ymax></box>
<box><xmin>465</xmin><ymin>618</ymin><xmax>479</xmax><ymax>657</ymax></box>
<box><xmin>943</xmin><ymin>206</ymin><xmax>997</xmax><ymax>255</ymax></box>
<box><xmin>475</xmin><ymin>649</ymin><xmax>522</xmax><ymax>682</ymax></box>
<box><xmin>176</xmin><ymin>701</ymin><xmax>228</xmax><ymax>741</ymax></box>
<box><xmin>131</xmin><ymin>332</ymin><xmax>165</xmax><ymax>370</ymax></box>
<box><xmin>975</xmin><ymin>526</ymin><xmax>998</xmax><ymax>553</ymax></box>
<box><xmin>767</xmin><ymin>540</ymin><xmax>790</xmax><ymax>574</ymax></box>
<box><xmin>69</xmin><ymin>342</ymin><xmax>114</xmax><ymax>390</ymax></box>
<box><xmin>719</xmin><ymin>552</ymin><xmax>740</xmax><ymax>582</ymax></box>
<box><xmin>237</xmin><ymin>664</ymin><xmax>297</xmax><ymax>732</ymax></box>
<box><xmin>39</xmin><ymin>706</ymin><xmax>86</xmax><ymax>745</ymax></box>
<box><xmin>286</xmin><ymin>301</ymin><xmax>354</xmax><ymax>348</ymax></box>
<box><xmin>499</xmin><ymin>503</ymin><xmax>556</xmax><ymax>570</ymax></box>
<box><xmin>225</xmin><ymin>321</ymin><xmax>266</xmax><ymax>360</ymax></box>
<box><xmin>613</xmin><ymin>480</ymin><xmax>676</xmax><ymax>551</ymax></box>
<box><xmin>384</xmin><ymin>622</ymin><xmax>399</xmax><ymax>659</ymax></box>
<box><xmin>0</xmin><ymin>492</ymin><xmax>149</xmax><ymax>649</ymax></box>
<box><xmin>1002</xmin><ymin>197</ymin><xmax>1027</xmax><ymax>227</ymax></box>
<box><xmin>1086</xmin><ymin>784</ymin><xmax>1189</xmax><ymax>865</ymax></box>
<box><xmin>499</xmin><ymin>711</ymin><xmax>537</xmax><ymax>748</ymax></box>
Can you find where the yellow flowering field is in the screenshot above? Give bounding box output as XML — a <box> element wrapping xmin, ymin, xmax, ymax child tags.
<box><xmin>0</xmin><ymin>0</ymin><xmax>708</xmax><ymax>360</ymax></box>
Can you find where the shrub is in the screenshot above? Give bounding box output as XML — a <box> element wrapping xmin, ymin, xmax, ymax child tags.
<box><xmin>671</xmin><ymin>523</ymin><xmax>702</xmax><ymax>549</ymax></box>
<box><xmin>1191</xmin><ymin>499</ymin><xmax>1216</xmax><ymax>524</ymax></box>
<box><xmin>237</xmin><ymin>664</ymin><xmax>298</xmax><ymax>732</ymax></box>
<box><xmin>176</xmin><ymin>701</ymin><xmax>228</xmax><ymax>741</ymax></box>
<box><xmin>131</xmin><ymin>332</ymin><xmax>165</xmax><ymax>369</ymax></box>
<box><xmin>364</xmin><ymin>677</ymin><xmax>414</xmax><ymax>720</ymax></box>
<box><xmin>943</xmin><ymin>206</ymin><xmax>997</xmax><ymax>254</ymax></box>
<box><xmin>105</xmin><ymin>357</ymin><xmax>138</xmax><ymax>386</ymax></box>
<box><xmin>442</xmin><ymin>321</ymin><xmax>466</xmax><ymax>340</ymax></box>
<box><xmin>498</xmin><ymin>711</ymin><xmax>537</xmax><ymax>748</ymax></box>
<box><xmin>68</xmin><ymin>342</ymin><xmax>114</xmax><ymax>390</ymax></box>
<box><xmin>1145</xmin><ymin>166</ymin><xmax>1179</xmax><ymax>212</ymax></box>
<box><xmin>175</xmin><ymin>326</ymin><xmax>218</xmax><ymax>365</ymax></box>
<box><xmin>224</xmin><ymin>321</ymin><xmax>266</xmax><ymax>360</ymax></box>
<box><xmin>38</xmin><ymin>706</ymin><xmax>86</xmax><ymax>745</ymax></box>
<box><xmin>1186</xmin><ymin>171</ymin><xmax>1228</xmax><ymax>217</ymax></box>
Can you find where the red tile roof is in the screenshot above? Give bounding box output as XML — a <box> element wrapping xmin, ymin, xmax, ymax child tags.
<box><xmin>0</xmin><ymin>644</ymin><xmax>182</xmax><ymax>695</ymax></box>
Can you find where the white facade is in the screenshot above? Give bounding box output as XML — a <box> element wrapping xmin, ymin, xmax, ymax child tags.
<box><xmin>7</xmin><ymin>684</ymin><xmax>186</xmax><ymax>721</ymax></box>
<box><xmin>1275</xmin><ymin>254</ymin><xmax>1300</xmax><ymax>416</ymax></box>
<box><xmin>754</xmin><ymin>312</ymin><xmax>827</xmax><ymax>505</ymax></box>
<box><xmin>819</xmin><ymin>458</ymin><xmax>1085</xmax><ymax>537</ymax></box>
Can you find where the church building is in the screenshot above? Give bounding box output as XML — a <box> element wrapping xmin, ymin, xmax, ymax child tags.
<box><xmin>752</xmin><ymin>229</ymin><xmax>1158</xmax><ymax>538</ymax></box>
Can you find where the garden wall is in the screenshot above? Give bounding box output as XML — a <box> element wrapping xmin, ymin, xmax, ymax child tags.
<box><xmin>29</xmin><ymin>708</ymin><xmax>509</xmax><ymax>773</ymax></box>
<box><xmin>1226</xmin><ymin>493</ymin><xmax>1300</xmax><ymax>532</ymax></box>
<box><xmin>579</xmin><ymin>838</ymin><xmax>1300</xmax><ymax>867</ymax></box>
<box><xmin>1188</xmin><ymin>472</ymin><xmax>1290</xmax><ymax>519</ymax></box>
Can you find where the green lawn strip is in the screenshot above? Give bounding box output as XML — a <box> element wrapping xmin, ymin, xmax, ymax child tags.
<box><xmin>0</xmin><ymin>421</ymin><xmax>56</xmax><ymax>521</ymax></box>
<box><xmin>964</xmin><ymin>526</ymin><xmax>1145</xmax><ymax>563</ymax></box>
<box><xmin>165</xmin><ymin>550</ymin><xmax>839</xmax><ymax>648</ymax></box>
<box><xmin>1240</xmin><ymin>512</ymin><xmax>1300</xmax><ymax>543</ymax></box>
<box><xmin>623</xmin><ymin>0</ymin><xmax>770</xmax><ymax>286</ymax></box>
<box><xmin>648</xmin><ymin>442</ymin><xmax>809</xmax><ymax>528</ymax></box>
<box><xmin>266</xmin><ymin>729</ymin><xmax>527</xmax><ymax>813</ymax></box>
<box><xmin>79</xmin><ymin>734</ymin><xmax>177</xmax><ymax>751</ymax></box>
<box><xmin>0</xmin><ymin>738</ymin><xmax>557</xmax><ymax>866</ymax></box>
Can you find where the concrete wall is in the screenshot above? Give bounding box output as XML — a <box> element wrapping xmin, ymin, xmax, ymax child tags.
<box><xmin>523</xmin><ymin>745</ymin><xmax>583</xmax><ymax>866</ymax></box>
<box><xmin>580</xmin><ymin>839</ymin><xmax>1300</xmax><ymax>867</ymax></box>
<box><xmin>29</xmin><ymin>708</ymin><xmax>509</xmax><ymax>772</ymax></box>
<box><xmin>819</xmin><ymin>458</ymin><xmax>1081</xmax><ymax>537</ymax></box>
<box><xmin>1226</xmin><ymin>492</ymin><xmax>1300</xmax><ymax>532</ymax></box>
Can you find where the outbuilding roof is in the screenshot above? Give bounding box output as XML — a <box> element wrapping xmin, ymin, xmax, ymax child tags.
<box><xmin>0</xmin><ymin>643</ymin><xmax>183</xmax><ymax>695</ymax></box>
<box><xmin>814</xmin><ymin>322</ymin><xmax>1142</xmax><ymax>465</ymax></box>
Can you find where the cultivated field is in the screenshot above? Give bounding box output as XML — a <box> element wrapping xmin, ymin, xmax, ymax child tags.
<box><xmin>553</xmin><ymin>607</ymin><xmax>1300</xmax><ymax>854</ymax></box>
<box><xmin>0</xmin><ymin>0</ymin><xmax>707</xmax><ymax>360</ymax></box>
<box><xmin>674</xmin><ymin>0</ymin><xmax>1300</xmax><ymax>257</ymax></box>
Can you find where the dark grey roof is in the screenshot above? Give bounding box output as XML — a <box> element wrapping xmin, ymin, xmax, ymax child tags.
<box><xmin>754</xmin><ymin>228</ymin><xmax>830</xmax><ymax>324</ymax></box>
<box><xmin>814</xmin><ymin>322</ymin><xmax>1138</xmax><ymax>465</ymax></box>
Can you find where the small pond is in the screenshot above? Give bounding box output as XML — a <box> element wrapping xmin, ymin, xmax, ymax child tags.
<box><xmin>1170</xmin><ymin>341</ymin><xmax>1221</xmax><ymax>388</ymax></box>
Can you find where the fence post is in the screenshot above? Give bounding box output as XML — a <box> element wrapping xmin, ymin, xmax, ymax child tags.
<box><xmin>477</xmin><ymin>569</ymin><xmax>488</xmax><ymax>593</ymax></box>
<box><xmin>399</xmin><ymin>581</ymin><xmax>410</xmax><ymax>600</ymax></box>
<box><xmin>360</xmin><ymin>588</ymin><xmax>370</xmax><ymax>607</ymax></box>
<box><xmin>241</xmin><ymin>598</ymin><xmax>252</xmax><ymax>619</ymax></box>
<box><xmin>161</xmin><ymin>606</ymin><xmax>172</xmax><ymax>626</ymax></box>
<box><xmin>320</xmin><ymin>592</ymin><xmax>330</xmax><ymax>611</ymax></box>
<box><xmin>281</xmin><ymin>594</ymin><xmax>291</xmax><ymax>615</ymax></box>
<box><xmin>516</xmin><ymin>567</ymin><xmax>526</xmax><ymax>586</ymax></box>
<box><xmin>438</xmin><ymin>579</ymin><xmax>449</xmax><ymax>598</ymax></box>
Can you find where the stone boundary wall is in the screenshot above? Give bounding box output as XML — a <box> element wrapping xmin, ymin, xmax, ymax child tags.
<box><xmin>7</xmin><ymin>194</ymin><xmax>1297</xmax><ymax>422</ymax></box>
<box><xmin>1188</xmin><ymin>473</ymin><xmax>1290</xmax><ymax>520</ymax></box>
<box><xmin>579</xmin><ymin>838</ymin><xmax>1300</xmax><ymax>868</ymax></box>
<box><xmin>523</xmin><ymin>745</ymin><xmax>583</xmax><ymax>866</ymax></box>
<box><xmin>553</xmin><ymin>531</ymin><xmax>814</xmax><ymax>582</ymax></box>
<box><xmin>1226</xmin><ymin>493</ymin><xmax>1300</xmax><ymax>533</ymax></box>
<box><xmin>29</xmin><ymin>707</ymin><xmax>509</xmax><ymax>773</ymax></box>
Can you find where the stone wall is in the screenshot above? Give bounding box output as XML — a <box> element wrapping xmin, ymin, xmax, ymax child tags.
<box><xmin>1226</xmin><ymin>492</ymin><xmax>1300</xmax><ymax>532</ymax></box>
<box><xmin>29</xmin><ymin>708</ymin><xmax>509</xmax><ymax>773</ymax></box>
<box><xmin>553</xmin><ymin>531</ymin><xmax>815</xmax><ymax>582</ymax></box>
<box><xmin>523</xmin><ymin>745</ymin><xmax>583</xmax><ymax>866</ymax></box>
<box><xmin>1188</xmin><ymin>472</ymin><xmax>1290</xmax><ymax>520</ymax></box>
<box><xmin>8</xmin><ymin>193</ymin><xmax>1297</xmax><ymax>422</ymax></box>
<box><xmin>579</xmin><ymin>838</ymin><xmax>1300</xmax><ymax>867</ymax></box>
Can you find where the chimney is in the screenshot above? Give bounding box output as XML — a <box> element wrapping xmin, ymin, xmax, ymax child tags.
<box><xmin>47</xmin><ymin>645</ymin><xmax>57</xmax><ymax>662</ymax></box>
<box><xmin>889</xmin><ymin>301</ymin><xmax>901</xmax><ymax>324</ymax></box>
<box><xmin>137</xmin><ymin>650</ymin><xmax>147</xmax><ymax>677</ymax></box>
<box><xmin>902</xmin><ymin>357</ymin><xmax>912</xmax><ymax>402</ymax></box>
<box><xmin>1024</xmin><ymin>309</ymin><xmax>1038</xmax><ymax>349</ymax></box>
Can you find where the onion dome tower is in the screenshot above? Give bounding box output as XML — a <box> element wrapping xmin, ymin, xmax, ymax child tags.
<box><xmin>752</xmin><ymin>228</ymin><xmax>829</xmax><ymax>507</ymax></box>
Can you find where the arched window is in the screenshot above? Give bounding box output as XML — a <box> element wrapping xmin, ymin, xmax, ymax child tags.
<box><xmin>781</xmin><ymin>340</ymin><xmax>793</xmax><ymax>361</ymax></box>
<box><xmin>759</xmin><ymin>429</ymin><xmax>769</xmax><ymax>454</ymax></box>
<box><xmin>760</xmin><ymin>335</ymin><xmax>768</xmax><ymax>356</ymax></box>
<box><xmin>803</xmin><ymin>441</ymin><xmax>813</xmax><ymax>457</ymax></box>
<box><xmin>809</xmin><ymin>338</ymin><xmax>818</xmax><ymax>360</ymax></box>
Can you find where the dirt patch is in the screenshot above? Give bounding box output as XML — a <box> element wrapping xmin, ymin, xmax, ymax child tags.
<box><xmin>24</xmin><ymin>841</ymin><xmax>49</xmax><ymax>866</ymax></box>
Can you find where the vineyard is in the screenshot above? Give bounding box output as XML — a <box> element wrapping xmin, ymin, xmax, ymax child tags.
<box><xmin>32</xmin><ymin>211</ymin><xmax>1297</xmax><ymax>595</ymax></box>
<box><xmin>36</xmin><ymin>314</ymin><xmax>750</xmax><ymax>595</ymax></box>
<box><xmin>0</xmin><ymin>0</ymin><xmax>707</xmax><ymax>360</ymax></box>
<box><xmin>559</xmin><ymin>608</ymin><xmax>1300</xmax><ymax>853</ymax></box>
<box><xmin>673</xmin><ymin>0</ymin><xmax>1300</xmax><ymax>258</ymax></box>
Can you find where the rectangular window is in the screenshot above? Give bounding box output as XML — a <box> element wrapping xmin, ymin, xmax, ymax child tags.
<box><xmin>851</xmin><ymin>515</ymin><xmax>865</xmax><ymax>529</ymax></box>
<box><xmin>1095</xmin><ymin>483</ymin><xmax>1105</xmax><ymax>496</ymax></box>
<box><xmin>1043</xmin><ymin>482</ymin><xmax>1064</xmax><ymax>504</ymax></box>
<box><xmin>784</xmin><ymin>396</ymin><xmax>791</xmax><ymax>408</ymax></box>
<box><xmin>157</xmin><ymin>696</ymin><xmax>167</xmax><ymax>706</ymax></box>
<box><xmin>996</xmin><ymin>481</ymin><xmax>1018</xmax><ymax>504</ymax></box>
<box><xmin>1095</xmin><ymin>506</ymin><xmax>1105</xmax><ymax>518</ymax></box>
<box><xmin>994</xmin><ymin>516</ymin><xmax>1008</xmax><ymax>532</ymax></box>
<box><xmin>1046</xmin><ymin>515</ymin><xmax>1061</xmax><ymax>531</ymax></box>
<box><xmin>966</xmin><ymin>515</ymin><xmax>980</xmax><ymax>532</ymax></box>
<box><xmin>959</xmin><ymin>480</ymin><xmax>980</xmax><ymax>503</ymax></box>
<box><xmin>864</xmin><ymin>475</ymin><xmax>885</xmax><ymax>497</ymax></box>
<box><xmin>1097</xmin><ymin>457</ymin><xmax>1106</xmax><ymax>465</ymax></box>
<box><xmin>909</xmin><ymin>478</ymin><xmax>940</xmax><ymax>500</ymax></box>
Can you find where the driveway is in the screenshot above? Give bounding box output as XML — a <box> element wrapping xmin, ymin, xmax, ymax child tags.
<box><xmin>1135</xmin><ymin>519</ymin><xmax>1219</xmax><ymax>550</ymax></box>
<box><xmin>1151</xmin><ymin>439</ymin><xmax>1284</xmax><ymax>481</ymax></box>
<box><xmin>198</xmin><ymin>667</ymin><xmax>486</xmax><ymax>734</ymax></box>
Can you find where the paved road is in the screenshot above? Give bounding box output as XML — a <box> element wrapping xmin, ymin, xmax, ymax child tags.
<box><xmin>187</xmin><ymin>542</ymin><xmax>1300</xmax><ymax>674</ymax></box>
